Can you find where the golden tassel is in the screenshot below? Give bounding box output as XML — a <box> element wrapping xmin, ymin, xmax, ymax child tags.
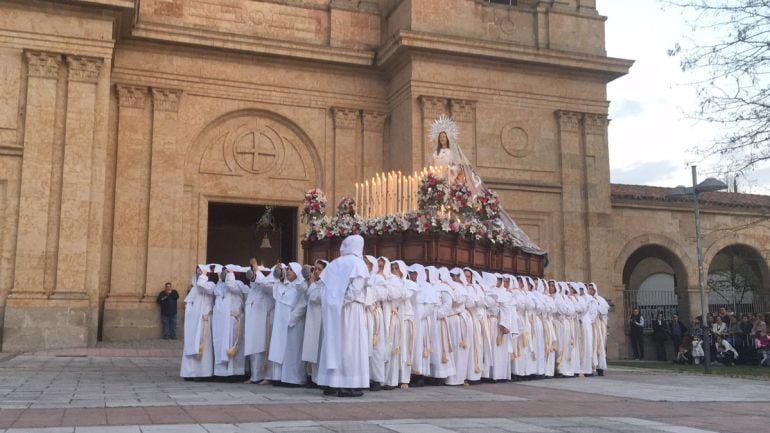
<box><xmin>372</xmin><ymin>305</ymin><xmax>381</xmax><ymax>348</ymax></box>
<box><xmin>472</xmin><ymin>317</ymin><xmax>481</xmax><ymax>374</ymax></box>
<box><xmin>406</xmin><ymin>319</ymin><xmax>414</xmax><ymax>368</ymax></box>
<box><xmin>458</xmin><ymin>315</ymin><xmax>468</xmax><ymax>349</ymax></box>
<box><xmin>422</xmin><ymin>318</ymin><xmax>430</xmax><ymax>359</ymax></box>
<box><xmin>390</xmin><ymin>309</ymin><xmax>401</xmax><ymax>355</ymax></box>
<box><xmin>261</xmin><ymin>315</ymin><xmax>271</xmax><ymax>372</ymax></box>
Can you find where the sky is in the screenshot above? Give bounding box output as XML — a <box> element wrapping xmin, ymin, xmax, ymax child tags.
<box><xmin>598</xmin><ymin>0</ymin><xmax>770</xmax><ymax>193</ymax></box>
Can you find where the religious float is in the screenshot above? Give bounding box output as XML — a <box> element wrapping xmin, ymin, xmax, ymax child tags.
<box><xmin>301</xmin><ymin>116</ymin><xmax>547</xmax><ymax>277</ymax></box>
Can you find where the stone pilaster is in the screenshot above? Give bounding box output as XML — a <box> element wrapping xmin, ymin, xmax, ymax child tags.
<box><xmin>450</xmin><ymin>99</ymin><xmax>476</xmax><ymax>165</ymax></box>
<box><xmin>362</xmin><ymin>111</ymin><xmax>386</xmax><ymax>178</ymax></box>
<box><xmin>103</xmin><ymin>84</ymin><xmax>152</xmax><ymax>341</ymax></box>
<box><xmin>144</xmin><ymin>88</ymin><xmax>183</xmax><ymax>300</ymax></box>
<box><xmin>331</xmin><ymin>107</ymin><xmax>361</xmax><ymax>208</ymax></box>
<box><xmin>556</xmin><ymin>110</ymin><xmax>589</xmax><ymax>281</ymax></box>
<box><xmin>583</xmin><ymin>113</ymin><xmax>610</xmax><ymax>285</ymax></box>
<box><xmin>51</xmin><ymin>55</ymin><xmax>103</xmax><ymax>300</ymax></box>
<box><xmin>10</xmin><ymin>51</ymin><xmax>62</xmax><ymax>300</ymax></box>
<box><xmin>419</xmin><ymin>96</ymin><xmax>449</xmax><ymax>167</ymax></box>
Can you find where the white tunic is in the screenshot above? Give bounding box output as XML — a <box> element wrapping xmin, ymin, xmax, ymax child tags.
<box><xmin>213</xmin><ymin>273</ymin><xmax>246</xmax><ymax>376</ymax></box>
<box><xmin>268</xmin><ymin>277</ymin><xmax>308</xmax><ymax>384</ymax></box>
<box><xmin>180</xmin><ymin>275</ymin><xmax>215</xmax><ymax>378</ymax></box>
<box><xmin>244</xmin><ymin>274</ymin><xmax>275</xmax><ymax>382</ymax></box>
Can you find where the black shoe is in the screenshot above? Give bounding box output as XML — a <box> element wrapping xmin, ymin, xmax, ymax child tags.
<box><xmin>597</xmin><ymin>369</ymin><xmax>604</xmax><ymax>377</ymax></box>
<box><xmin>304</xmin><ymin>381</ymin><xmax>319</xmax><ymax>389</ymax></box>
<box><xmin>411</xmin><ymin>376</ymin><xmax>425</xmax><ymax>387</ymax></box>
<box><xmin>337</xmin><ymin>388</ymin><xmax>363</xmax><ymax>397</ymax></box>
<box><xmin>323</xmin><ymin>387</ymin><xmax>338</xmax><ymax>396</ymax></box>
<box><xmin>382</xmin><ymin>385</ymin><xmax>396</xmax><ymax>391</ymax></box>
<box><xmin>369</xmin><ymin>382</ymin><xmax>383</xmax><ymax>391</ymax></box>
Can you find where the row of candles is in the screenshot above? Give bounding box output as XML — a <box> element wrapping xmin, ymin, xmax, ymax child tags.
<box><xmin>354</xmin><ymin>166</ymin><xmax>445</xmax><ymax>218</ymax></box>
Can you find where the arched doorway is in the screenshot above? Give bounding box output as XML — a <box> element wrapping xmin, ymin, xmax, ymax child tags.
<box><xmin>707</xmin><ymin>244</ymin><xmax>770</xmax><ymax>316</ymax></box>
<box><xmin>622</xmin><ymin>244</ymin><xmax>690</xmax><ymax>329</ymax></box>
<box><xmin>185</xmin><ymin>109</ymin><xmax>322</xmax><ymax>267</ymax></box>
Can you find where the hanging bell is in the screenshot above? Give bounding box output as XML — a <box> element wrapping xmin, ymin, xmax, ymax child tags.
<box><xmin>260</xmin><ymin>234</ymin><xmax>272</xmax><ymax>249</ymax></box>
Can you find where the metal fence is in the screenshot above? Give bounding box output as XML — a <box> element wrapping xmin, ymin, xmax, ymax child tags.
<box><xmin>709</xmin><ymin>294</ymin><xmax>770</xmax><ymax>318</ymax></box>
<box><xmin>623</xmin><ymin>290</ymin><xmax>679</xmax><ymax>331</ymax></box>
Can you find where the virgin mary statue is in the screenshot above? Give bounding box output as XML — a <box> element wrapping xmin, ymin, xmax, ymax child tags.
<box><xmin>427</xmin><ymin>115</ymin><xmax>545</xmax><ymax>256</ymax></box>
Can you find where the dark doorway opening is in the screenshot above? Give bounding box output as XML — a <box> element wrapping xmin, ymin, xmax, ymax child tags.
<box><xmin>206</xmin><ymin>203</ymin><xmax>296</xmax><ymax>266</ymax></box>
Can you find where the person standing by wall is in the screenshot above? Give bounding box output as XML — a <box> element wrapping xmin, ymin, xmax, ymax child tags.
<box><xmin>629</xmin><ymin>307</ymin><xmax>645</xmax><ymax>360</ymax></box>
<box><xmin>652</xmin><ymin>312</ymin><xmax>668</xmax><ymax>361</ymax></box>
<box><xmin>157</xmin><ymin>282</ymin><xmax>180</xmax><ymax>340</ymax></box>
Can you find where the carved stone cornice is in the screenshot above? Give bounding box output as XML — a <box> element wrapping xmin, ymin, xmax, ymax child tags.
<box><xmin>151</xmin><ymin>88</ymin><xmax>182</xmax><ymax>112</ymax></box>
<box><xmin>584</xmin><ymin>113</ymin><xmax>608</xmax><ymax>135</ymax></box>
<box><xmin>25</xmin><ymin>51</ymin><xmax>61</xmax><ymax>79</ymax></box>
<box><xmin>555</xmin><ymin>110</ymin><xmax>582</xmax><ymax>133</ymax></box>
<box><xmin>116</xmin><ymin>85</ymin><xmax>148</xmax><ymax>109</ymax></box>
<box><xmin>332</xmin><ymin>107</ymin><xmax>360</xmax><ymax>130</ymax></box>
<box><xmin>450</xmin><ymin>99</ymin><xmax>476</xmax><ymax>122</ymax></box>
<box><xmin>419</xmin><ymin>96</ymin><xmax>448</xmax><ymax>119</ymax></box>
<box><xmin>66</xmin><ymin>55</ymin><xmax>102</xmax><ymax>83</ymax></box>
<box><xmin>362</xmin><ymin>111</ymin><xmax>386</xmax><ymax>133</ymax></box>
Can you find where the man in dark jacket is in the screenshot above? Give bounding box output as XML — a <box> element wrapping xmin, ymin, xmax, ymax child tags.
<box><xmin>668</xmin><ymin>313</ymin><xmax>688</xmax><ymax>355</ymax></box>
<box><xmin>156</xmin><ymin>282</ymin><xmax>179</xmax><ymax>339</ymax></box>
<box><xmin>652</xmin><ymin>312</ymin><xmax>668</xmax><ymax>361</ymax></box>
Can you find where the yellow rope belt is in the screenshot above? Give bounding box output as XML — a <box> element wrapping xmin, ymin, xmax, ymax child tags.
<box><xmin>406</xmin><ymin>319</ymin><xmax>414</xmax><ymax>368</ymax></box>
<box><xmin>440</xmin><ymin>318</ymin><xmax>452</xmax><ymax>363</ymax></box>
<box><xmin>196</xmin><ymin>314</ymin><xmax>210</xmax><ymax>359</ymax></box>
<box><xmin>371</xmin><ymin>305</ymin><xmax>382</xmax><ymax>348</ymax></box>
<box><xmin>226</xmin><ymin>312</ymin><xmax>242</xmax><ymax>359</ymax></box>
<box><xmin>422</xmin><ymin>317</ymin><xmax>431</xmax><ymax>359</ymax></box>
<box><xmin>472</xmin><ymin>317</ymin><xmax>481</xmax><ymax>374</ymax></box>
<box><xmin>389</xmin><ymin>309</ymin><xmax>401</xmax><ymax>355</ymax></box>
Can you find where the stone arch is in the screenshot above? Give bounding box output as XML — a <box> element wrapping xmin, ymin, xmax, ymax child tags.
<box><xmin>703</xmin><ymin>235</ymin><xmax>770</xmax><ymax>288</ymax></box>
<box><xmin>705</xmin><ymin>240</ymin><xmax>770</xmax><ymax>314</ymax></box>
<box><xmin>613</xmin><ymin>234</ymin><xmax>694</xmax><ymax>289</ymax></box>
<box><xmin>184</xmin><ymin>109</ymin><xmax>324</xmax><ymax>266</ymax></box>
<box><xmin>185</xmin><ymin>109</ymin><xmax>323</xmax><ymax>191</ymax></box>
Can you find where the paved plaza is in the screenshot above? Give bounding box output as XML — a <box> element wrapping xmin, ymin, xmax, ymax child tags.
<box><xmin>0</xmin><ymin>345</ymin><xmax>767</xmax><ymax>433</ymax></box>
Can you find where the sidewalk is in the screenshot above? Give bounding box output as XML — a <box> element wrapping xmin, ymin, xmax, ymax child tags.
<box><xmin>0</xmin><ymin>346</ymin><xmax>767</xmax><ymax>432</ymax></box>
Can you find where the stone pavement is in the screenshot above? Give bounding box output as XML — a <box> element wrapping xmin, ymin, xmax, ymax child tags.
<box><xmin>0</xmin><ymin>349</ymin><xmax>767</xmax><ymax>433</ymax></box>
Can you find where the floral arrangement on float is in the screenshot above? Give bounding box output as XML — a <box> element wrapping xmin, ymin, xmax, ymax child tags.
<box><xmin>474</xmin><ymin>189</ymin><xmax>500</xmax><ymax>220</ymax></box>
<box><xmin>336</xmin><ymin>196</ymin><xmax>357</xmax><ymax>218</ymax></box>
<box><xmin>302</xmin><ymin>188</ymin><xmax>327</xmax><ymax>222</ymax></box>
<box><xmin>417</xmin><ymin>172</ymin><xmax>449</xmax><ymax>211</ymax></box>
<box><xmin>448</xmin><ymin>182</ymin><xmax>474</xmax><ymax>216</ymax></box>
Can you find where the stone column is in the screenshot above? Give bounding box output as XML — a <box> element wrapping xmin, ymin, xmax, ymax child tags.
<box><xmin>449</xmin><ymin>99</ymin><xmax>476</xmax><ymax>164</ymax></box>
<box><xmin>9</xmin><ymin>51</ymin><xmax>61</xmax><ymax>300</ymax></box>
<box><xmin>362</xmin><ymin>111</ymin><xmax>386</xmax><ymax>178</ymax></box>
<box><xmin>103</xmin><ymin>84</ymin><xmax>152</xmax><ymax>341</ymax></box>
<box><xmin>331</xmin><ymin>107</ymin><xmax>361</xmax><ymax>208</ymax></box>
<box><xmin>144</xmin><ymin>88</ymin><xmax>182</xmax><ymax>299</ymax></box>
<box><xmin>419</xmin><ymin>96</ymin><xmax>448</xmax><ymax>168</ymax></box>
<box><xmin>52</xmin><ymin>55</ymin><xmax>103</xmax><ymax>300</ymax></box>
<box><xmin>556</xmin><ymin>110</ymin><xmax>589</xmax><ymax>281</ymax></box>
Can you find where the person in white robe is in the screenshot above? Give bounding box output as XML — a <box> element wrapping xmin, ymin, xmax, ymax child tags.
<box><xmin>554</xmin><ymin>282</ymin><xmax>576</xmax><ymax>377</ymax></box>
<box><xmin>408</xmin><ymin>264</ymin><xmax>435</xmax><ymax>385</ymax></box>
<box><xmin>268</xmin><ymin>262</ymin><xmax>308</xmax><ymax>385</ymax></box>
<box><xmin>444</xmin><ymin>267</ymin><xmax>472</xmax><ymax>386</ymax></box>
<box><xmin>302</xmin><ymin>260</ymin><xmax>328</xmax><ymax>385</ymax></box>
<box><xmin>364</xmin><ymin>255</ymin><xmax>387</xmax><ymax>390</ymax></box>
<box><xmin>589</xmin><ymin>282</ymin><xmax>610</xmax><ymax>376</ymax></box>
<box><xmin>488</xmin><ymin>275</ymin><xmax>517</xmax><ymax>381</ymax></box>
<box><xmin>316</xmin><ymin>235</ymin><xmax>370</xmax><ymax>397</ymax></box>
<box><xmin>213</xmin><ymin>266</ymin><xmax>246</xmax><ymax>378</ymax></box>
<box><xmin>577</xmin><ymin>283</ymin><xmax>598</xmax><ymax>375</ymax></box>
<box><xmin>244</xmin><ymin>264</ymin><xmax>275</xmax><ymax>383</ymax></box>
<box><xmin>426</xmin><ymin>266</ymin><xmax>455</xmax><ymax>381</ymax></box>
<box><xmin>379</xmin><ymin>257</ymin><xmax>403</xmax><ymax>390</ymax></box>
<box><xmin>180</xmin><ymin>265</ymin><xmax>216</xmax><ymax>379</ymax></box>
<box><xmin>523</xmin><ymin>277</ymin><xmax>545</xmax><ymax>378</ymax></box>
<box><xmin>568</xmin><ymin>282</ymin><xmax>585</xmax><ymax>376</ymax></box>
<box><xmin>543</xmin><ymin>280</ymin><xmax>559</xmax><ymax>377</ymax></box>
<box><xmin>392</xmin><ymin>260</ymin><xmax>417</xmax><ymax>389</ymax></box>
<box><xmin>510</xmin><ymin>276</ymin><xmax>531</xmax><ymax>380</ymax></box>
<box><xmin>464</xmin><ymin>268</ymin><xmax>493</xmax><ymax>382</ymax></box>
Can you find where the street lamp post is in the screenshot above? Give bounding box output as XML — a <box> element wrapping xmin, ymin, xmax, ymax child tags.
<box><xmin>667</xmin><ymin>166</ymin><xmax>728</xmax><ymax>374</ymax></box>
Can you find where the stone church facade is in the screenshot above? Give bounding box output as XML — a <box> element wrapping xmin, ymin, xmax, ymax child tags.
<box><xmin>0</xmin><ymin>0</ymin><xmax>768</xmax><ymax>359</ymax></box>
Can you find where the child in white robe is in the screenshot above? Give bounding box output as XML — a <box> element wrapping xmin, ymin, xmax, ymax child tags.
<box><xmin>268</xmin><ymin>262</ymin><xmax>308</xmax><ymax>385</ymax></box>
<box><xmin>213</xmin><ymin>266</ymin><xmax>246</xmax><ymax>378</ymax></box>
<box><xmin>364</xmin><ymin>255</ymin><xmax>387</xmax><ymax>390</ymax></box>
<box><xmin>244</xmin><ymin>265</ymin><xmax>275</xmax><ymax>383</ymax></box>
<box><xmin>302</xmin><ymin>260</ymin><xmax>327</xmax><ymax>385</ymax></box>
